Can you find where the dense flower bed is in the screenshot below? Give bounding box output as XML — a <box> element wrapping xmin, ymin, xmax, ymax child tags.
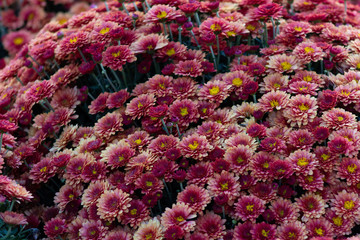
<box><xmin>1</xmin><ymin>0</ymin><xmax>360</xmax><ymax>239</ymax></box>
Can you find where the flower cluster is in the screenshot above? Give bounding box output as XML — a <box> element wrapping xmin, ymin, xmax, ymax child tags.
<box><xmin>0</xmin><ymin>0</ymin><xmax>360</xmax><ymax>239</ymax></box>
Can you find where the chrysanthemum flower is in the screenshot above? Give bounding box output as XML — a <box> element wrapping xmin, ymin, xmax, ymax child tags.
<box><xmin>24</xmin><ymin>80</ymin><xmax>56</xmax><ymax>104</ymax></box>
<box><xmin>64</xmin><ymin>153</ymin><xmax>93</xmax><ymax>184</ymax></box>
<box><xmin>135</xmin><ymin>172</ymin><xmax>163</xmax><ymax>195</ymax></box>
<box><xmin>330</xmin><ymin>128</ymin><xmax>360</xmax><ymax>158</ymax></box>
<box><xmin>82</xmin><ymin>180</ymin><xmax>109</xmax><ymax>208</ymax></box>
<box><xmin>288</xmin><ymin>129</ymin><xmax>315</xmax><ymax>150</ymax></box>
<box><xmin>322</xmin><ymin>108</ymin><xmax>357</xmax><ymax>130</ymax></box>
<box><xmin>148</xmin><ymin>135</ymin><xmax>179</xmax><ymax>157</ymax></box>
<box><xmin>328</xmin><ymin>137</ymin><xmax>351</xmax><ymax>155</ymax></box>
<box><xmin>186</xmin><ymin>162</ymin><xmax>213</xmax><ymax>187</ymax></box>
<box><xmin>325</xmin><ymin>210</ymin><xmax>354</xmax><ymax>237</ymax></box>
<box><xmin>199</xmin><ymin>17</ymin><xmax>231</xmax><ymax>37</ymax></box>
<box><xmin>284</xmin><ymin>94</ymin><xmax>318</xmax><ymax>127</ymax></box>
<box><xmin>293</xmin><ymin>41</ymin><xmax>326</xmax><ymax>64</ymax></box>
<box><xmin>269</xmin><ymin>198</ymin><xmax>299</xmax><ymax>224</ymax></box>
<box><xmin>298</xmin><ymin>169</ymin><xmax>324</xmax><ymax>192</ymax></box>
<box><xmin>171</xmin><ymin>77</ymin><xmax>198</xmax><ymax>100</ymax></box>
<box><xmin>106</xmin><ymin>90</ymin><xmax>130</xmax><ymax>109</ymax></box>
<box><xmin>289</xmin><ymin>150</ymin><xmax>318</xmax><ymax>176</ymax></box>
<box><xmin>225</xmin><ymin>132</ymin><xmax>258</xmax><ymax>152</ymax></box>
<box><xmin>55</xmin><ymin>32</ymin><xmax>89</xmax><ymax>60</ymax></box>
<box><xmin>145</xmin><ymin>4</ymin><xmax>180</xmax><ymax>23</ymax></box>
<box><xmin>179</xmin><ymin>134</ymin><xmax>213</xmax><ymax>161</ymax></box>
<box><xmin>222</xmin><ymin>70</ymin><xmax>251</xmax><ymax>93</ymax></box>
<box><xmin>147</xmin><ymin>74</ymin><xmax>174</xmax><ymax>97</ymax></box>
<box><xmin>161</xmin><ymin>203</ymin><xmax>196</xmax><ymax>233</ymax></box>
<box><xmin>51</xmin><ymin>87</ymin><xmax>80</xmax><ymax>110</ymax></box>
<box><xmin>104</xmin><ymin>229</ymin><xmax>132</xmax><ymax>240</ymax></box>
<box><xmin>277</xmin><ymin>221</ymin><xmax>307</xmax><ymax>240</ymax></box>
<box><xmin>250</xmin><ymin>151</ymin><xmax>276</xmax><ymax>181</ymax></box>
<box><xmin>94</xmin><ymin>112</ymin><xmax>123</xmax><ymax>139</ymax></box>
<box><xmin>102</xmin><ymin>45</ymin><xmax>136</xmax><ymax>71</ymax></box>
<box><xmin>44</xmin><ymin>217</ymin><xmax>66</xmax><ymax>239</ymax></box>
<box><xmin>250</xmin><ymin>222</ymin><xmax>276</xmax><ymax>240</ymax></box>
<box><xmin>133</xmin><ymin>218</ymin><xmax>164</xmax><ymax>240</ymax></box>
<box><xmin>235</xmin><ymin>195</ymin><xmax>265</xmax><ymax>222</ymax></box>
<box><xmin>260</xmin><ymin>137</ymin><xmax>287</xmax><ymax>153</ymax></box>
<box><xmin>174</xmin><ymin>60</ymin><xmax>204</xmax><ymax>78</ymax></box>
<box><xmin>122</xmin><ymin>199</ymin><xmax>150</xmax><ymax>227</ymax></box>
<box><xmin>258</xmin><ymin>91</ymin><xmax>290</xmax><ymax>112</ymax></box>
<box><xmin>207</xmin><ymin>171</ymin><xmax>240</xmax><ymax>203</ymax></box>
<box><xmin>331</xmin><ymin>190</ymin><xmax>360</xmax><ymax>220</ymax></box>
<box><xmin>130</xmin><ymin>33</ymin><xmax>168</xmax><ymax>55</ymax></box>
<box><xmin>152</xmin><ymin>159</ymin><xmax>178</xmax><ymax>182</ymax></box>
<box><xmin>198</xmin><ymin>80</ymin><xmax>231</xmax><ymax>104</ymax></box>
<box><xmin>88</xmin><ymin>92</ymin><xmax>110</xmax><ymax>115</ymax></box>
<box><xmin>196</xmin><ymin>211</ymin><xmax>226</xmax><ymax>240</ymax></box>
<box><xmin>334</xmin><ymin>83</ymin><xmax>359</xmax><ymax>106</ymax></box>
<box><xmin>177</xmin><ymin>184</ymin><xmax>211</xmax><ymax>214</ymax></box>
<box><xmin>29</xmin><ymin>157</ymin><xmax>57</xmax><ymax>184</ymax></box>
<box><xmin>54</xmin><ymin>184</ymin><xmax>83</xmax><ymax>212</ymax></box>
<box><xmin>233</xmin><ymin>222</ymin><xmax>253</xmax><ymax>240</ymax></box>
<box><xmin>81</xmin><ymin>160</ymin><xmax>107</xmax><ymax>183</ymax></box>
<box><xmin>49</xmin><ymin>64</ymin><xmax>80</xmax><ymax>87</ymax></box>
<box><xmin>125</xmin><ymin>94</ymin><xmax>156</xmax><ymax>119</ymax></box>
<box><xmin>2</xmin><ymin>30</ymin><xmax>32</xmax><ymax>55</ymax></box>
<box><xmin>0</xmin><ymin>211</ymin><xmax>27</xmax><ymax>225</ymax></box>
<box><xmin>97</xmin><ymin>188</ymin><xmax>131</xmax><ymax>222</ymax></box>
<box><xmin>224</xmin><ymin>145</ymin><xmax>253</xmax><ymax>174</ymax></box>
<box><xmin>196</xmin><ymin>121</ymin><xmax>225</xmax><ymax>145</ymax></box>
<box><xmin>288</xmin><ymin>81</ymin><xmax>318</xmax><ymax>96</ymax></box>
<box><xmin>251</xmin><ymin>2</ymin><xmax>282</xmax><ymax>21</ymax></box>
<box><xmin>126</xmin><ymin>130</ymin><xmax>152</xmax><ymax>151</ymax></box>
<box><xmin>266</xmin><ymin>54</ymin><xmax>302</xmax><ymax>74</ymax></box>
<box><xmin>79</xmin><ymin>220</ymin><xmax>108</xmax><ymax>240</ymax></box>
<box><xmin>306</xmin><ymin>218</ymin><xmax>333</xmax><ymax>238</ymax></box>
<box><xmin>296</xmin><ymin>192</ymin><xmax>326</xmax><ymax>221</ymax></box>
<box><xmin>314</xmin><ymin>146</ymin><xmax>336</xmax><ymax>172</ymax></box>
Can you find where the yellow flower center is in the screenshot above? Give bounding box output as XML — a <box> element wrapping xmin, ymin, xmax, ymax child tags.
<box><xmin>145</xmin><ymin>234</ymin><xmax>153</xmax><ymax>240</ymax></box>
<box><xmin>333</xmin><ymin>217</ymin><xmax>343</xmax><ymax>226</ymax></box>
<box><xmin>137</xmin><ymin>101</ymin><xmax>143</xmax><ymax>108</ymax></box>
<box><xmin>341</xmin><ymin>90</ymin><xmax>350</xmax><ymax>96</ymax></box>
<box><xmin>202</xmin><ymin>108</ymin><xmax>207</xmax><ymax>114</ymax></box>
<box><xmin>119</xmin><ymin>155</ymin><xmax>124</xmax><ymax>162</ymax></box>
<box><xmin>112</xmin><ymin>51</ymin><xmax>121</xmax><ymax>58</ymax></box>
<box><xmin>160</xmin><ymin>142</ymin><xmax>166</xmax><ymax>148</ymax></box>
<box><xmin>13</xmin><ymin>37</ymin><xmax>24</xmax><ymax>45</ymax></box>
<box><xmin>135</xmin><ymin>139</ymin><xmax>142</xmax><ymax>145</ymax></box>
<box><xmin>237</xmin><ymin>157</ymin><xmax>243</xmax><ymax>163</ymax></box>
<box><xmin>297</xmin><ymin>157</ymin><xmax>309</xmax><ymax>166</ymax></box>
<box><xmin>146</xmin><ymin>181</ymin><xmax>153</xmax><ymax>187</ymax></box>
<box><xmin>220</xmin><ymin>182</ymin><xmax>229</xmax><ymax>191</ymax></box>
<box><xmin>180</xmin><ymin>107</ymin><xmax>188</xmax><ymax>116</ymax></box>
<box><xmin>262</xmin><ymin>230</ymin><xmax>269</xmax><ymax>237</ymax></box>
<box><xmin>147</xmin><ymin>45</ymin><xmax>154</xmax><ymax>51</ymax></box>
<box><xmin>263</xmin><ymin>162</ymin><xmax>269</xmax><ymax>168</ymax></box>
<box><xmin>90</xmin><ymin>230</ymin><xmax>96</xmax><ymax>235</ymax></box>
<box><xmin>281</xmin><ymin>62</ymin><xmax>292</xmax><ymax>71</ymax></box>
<box><xmin>226</xmin><ymin>31</ymin><xmax>236</xmax><ymax>37</ymax></box>
<box><xmin>210</xmin><ymin>23</ymin><xmax>222</xmax><ymax>32</ymax></box>
<box><xmin>321</xmin><ymin>154</ymin><xmax>330</xmax><ymax>161</ymax></box>
<box><xmin>347</xmin><ymin>164</ymin><xmax>357</xmax><ymax>173</ymax></box>
<box><xmin>270</xmin><ymin>100</ymin><xmax>279</xmax><ymax>108</ymax></box>
<box><xmin>157</xmin><ymin>11</ymin><xmax>168</xmax><ymax>19</ymax></box>
<box><xmin>54</xmin><ymin>226</ymin><xmax>59</xmax><ymax>231</ymax></box>
<box><xmin>28</xmin><ymin>13</ymin><xmax>34</xmax><ymax>20</ymax></box>
<box><xmin>273</xmin><ymin>83</ymin><xmax>281</xmax><ymax>88</ymax></box>
<box><xmin>304</xmin><ymin>47</ymin><xmax>315</xmax><ymax>53</ymax></box>
<box><xmin>209</xmin><ymin>86</ymin><xmax>220</xmax><ymax>95</ymax></box>
<box><xmin>294</xmin><ymin>26</ymin><xmax>303</xmax><ymax>31</ymax></box>
<box><xmin>356</xmin><ymin>63</ymin><xmax>360</xmax><ymax>70</ymax></box>
<box><xmin>188</xmin><ymin>141</ymin><xmax>199</xmax><ymax>151</ymax></box>
<box><xmin>232</xmin><ymin>78</ymin><xmax>243</xmax><ymax>87</ymax></box>
<box><xmin>298</xmin><ymin>103</ymin><xmax>309</xmax><ymax>111</ymax></box>
<box><xmin>337</xmin><ymin>116</ymin><xmax>344</xmax><ymax>121</ymax></box>
<box><xmin>58</xmin><ymin>18</ymin><xmax>67</xmax><ymax>24</ymax></box>
<box><xmin>344</xmin><ymin>200</ymin><xmax>354</xmax><ymax>210</ymax></box>
<box><xmin>92</xmin><ymin>169</ymin><xmax>97</xmax><ymax>175</ymax></box>
<box><xmin>246</xmin><ymin>204</ymin><xmax>254</xmax><ymax>212</ymax></box>
<box><xmin>306</xmin><ymin>175</ymin><xmax>314</xmax><ymax>182</ymax></box>
<box><xmin>303</xmin><ymin>76</ymin><xmax>312</xmax><ymax>82</ymax></box>
<box><xmin>246</xmin><ymin>24</ymin><xmax>256</xmax><ymax>31</ymax></box>
<box><xmin>40</xmin><ymin>167</ymin><xmax>47</xmax><ymax>172</ymax></box>
<box><xmin>315</xmin><ymin>228</ymin><xmax>324</xmax><ymax>236</ymax></box>
<box><xmin>69</xmin><ymin>37</ymin><xmax>78</xmax><ymax>44</ymax></box>
<box><xmin>303</xmin><ymin>1</ymin><xmax>310</xmax><ymax>5</ymax></box>
<box><xmin>69</xmin><ymin>194</ymin><xmax>74</xmax><ymax>199</ymax></box>
<box><xmin>288</xmin><ymin>232</ymin><xmax>296</xmax><ymax>238</ymax></box>
<box><xmin>130</xmin><ymin>209</ymin><xmax>137</xmax><ymax>215</ymax></box>
<box><xmin>176</xmin><ymin>216</ymin><xmax>184</xmax><ymax>222</ymax></box>
<box><xmin>166</xmin><ymin>48</ymin><xmax>175</xmax><ymax>56</ymax></box>
<box><xmin>100</xmin><ymin>27</ymin><xmax>110</xmax><ymax>35</ymax></box>
<box><xmin>299</xmin><ymin>86</ymin><xmax>308</xmax><ymax>91</ymax></box>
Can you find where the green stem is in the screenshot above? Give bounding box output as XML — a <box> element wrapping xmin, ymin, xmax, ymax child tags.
<box><xmin>122</xmin><ymin>3</ymin><xmax>130</xmax><ymax>15</ymax></box>
<box><xmin>194</xmin><ymin>12</ymin><xmax>201</xmax><ymax>26</ymax></box>
<box><xmin>209</xmin><ymin>46</ymin><xmax>217</xmax><ymax>70</ymax></box>
<box><xmin>100</xmin><ymin>64</ymin><xmax>117</xmax><ymax>92</ymax></box>
<box><xmin>91</xmin><ymin>73</ymin><xmax>105</xmax><ymax>92</ymax></box>
<box><xmin>167</xmin><ymin>24</ymin><xmax>173</xmax><ymax>41</ymax></box>
<box><xmin>0</xmin><ymin>132</ymin><xmax>4</xmax><ymax>150</ymax></box>
<box><xmin>162</xmin><ymin>22</ymin><xmax>168</xmax><ymax>36</ymax></box>
<box><xmin>190</xmin><ymin>30</ymin><xmax>200</xmax><ymax>48</ymax></box>
<box><xmin>152</xmin><ymin>57</ymin><xmax>160</xmax><ymax>74</ymax></box>
<box><xmin>8</xmin><ymin>199</ymin><xmax>14</xmax><ymax>211</ymax></box>
<box><xmin>216</xmin><ymin>35</ymin><xmax>220</xmax><ymax>70</ymax></box>
<box><xmin>262</xmin><ymin>21</ymin><xmax>268</xmax><ymax>47</ymax></box>
<box><xmin>15</xmin><ymin>76</ymin><xmax>24</xmax><ymax>86</ymax></box>
<box><xmin>161</xmin><ymin>118</ymin><xmax>169</xmax><ymax>135</ymax></box>
<box><xmin>121</xmin><ymin>70</ymin><xmax>128</xmax><ymax>89</ymax></box>
<box><xmin>0</xmin><ymin>226</ymin><xmax>12</xmax><ymax>240</ymax></box>
<box><xmin>77</xmin><ymin>48</ymin><xmax>87</xmax><ymax>62</ymax></box>
<box><xmin>104</xmin><ymin>1</ymin><xmax>109</xmax><ymax>11</ymax></box>
<box><xmin>110</xmin><ymin>68</ymin><xmax>122</xmax><ymax>89</ymax></box>
<box><xmin>270</xmin><ymin>17</ymin><xmax>276</xmax><ymax>39</ymax></box>
<box><xmin>178</xmin><ymin>27</ymin><xmax>182</xmax><ymax>43</ymax></box>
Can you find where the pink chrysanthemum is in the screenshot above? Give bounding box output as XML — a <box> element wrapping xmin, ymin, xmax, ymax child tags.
<box><xmin>51</xmin><ymin>87</ymin><xmax>80</xmax><ymax>109</ymax></box>
<box><xmin>106</xmin><ymin>90</ymin><xmax>130</xmax><ymax>109</ymax></box>
<box><xmin>322</xmin><ymin>108</ymin><xmax>357</xmax><ymax>130</ymax></box>
<box><xmin>186</xmin><ymin>162</ymin><xmax>213</xmax><ymax>187</ymax></box>
<box><xmin>293</xmin><ymin>41</ymin><xmax>326</xmax><ymax>64</ymax></box>
<box><xmin>88</xmin><ymin>92</ymin><xmax>110</xmax><ymax>115</ymax></box>
<box><xmin>144</xmin><ymin>4</ymin><xmax>180</xmax><ymax>23</ymax></box>
<box><xmin>0</xmin><ymin>211</ymin><xmax>27</xmax><ymax>225</ymax></box>
<box><xmin>306</xmin><ymin>218</ymin><xmax>333</xmax><ymax>238</ymax></box>
<box><xmin>55</xmin><ymin>32</ymin><xmax>89</xmax><ymax>60</ymax></box>
<box><xmin>284</xmin><ymin>94</ymin><xmax>318</xmax><ymax>127</ymax></box>
<box><xmin>79</xmin><ymin>220</ymin><xmax>108</xmax><ymax>240</ymax></box>
<box><xmin>325</xmin><ymin>210</ymin><xmax>354</xmax><ymax>237</ymax></box>
<box><xmin>171</xmin><ymin>77</ymin><xmax>198</xmax><ymax>100</ymax></box>
<box><xmin>298</xmin><ymin>169</ymin><xmax>324</xmax><ymax>192</ymax></box>
<box><xmin>196</xmin><ymin>121</ymin><xmax>225</xmax><ymax>144</ymax></box>
<box><xmin>288</xmin><ymin>129</ymin><xmax>315</xmax><ymax>150</ymax></box>
<box><xmin>101</xmin><ymin>141</ymin><xmax>134</xmax><ymax>169</ymax></box>
<box><xmin>224</xmin><ymin>145</ymin><xmax>252</xmax><ymax>175</ymax></box>
<box><xmin>234</xmin><ymin>195</ymin><xmax>265</xmax><ymax>222</ymax></box>
<box><xmin>288</xmin><ymin>81</ymin><xmax>318</xmax><ymax>96</ymax></box>
<box><xmin>135</xmin><ymin>173</ymin><xmax>163</xmax><ymax>195</ymax></box>
<box><xmin>258</xmin><ymin>91</ymin><xmax>290</xmax><ymax>112</ymax></box>
<box><xmin>125</xmin><ymin>94</ymin><xmax>156</xmax><ymax>119</ymax></box>
<box><xmin>126</xmin><ymin>130</ymin><xmax>152</xmax><ymax>151</ymax></box>
<box><xmin>331</xmin><ymin>190</ymin><xmax>360</xmax><ymax>220</ymax></box>
<box><xmin>174</xmin><ymin>60</ymin><xmax>203</xmax><ymax>78</ymax></box>
<box><xmin>179</xmin><ymin>134</ymin><xmax>213</xmax><ymax>161</ymax></box>
<box><xmin>97</xmin><ymin>188</ymin><xmax>131</xmax><ymax>222</ymax></box>
<box><xmin>222</xmin><ymin>70</ymin><xmax>251</xmax><ymax>93</ymax></box>
<box><xmin>198</xmin><ymin>80</ymin><xmax>231</xmax><ymax>104</ymax></box>
<box><xmin>81</xmin><ymin>180</ymin><xmax>109</xmax><ymax>208</ymax></box>
<box><xmin>133</xmin><ymin>218</ymin><xmax>164</xmax><ymax>240</ymax></box>
<box><xmin>249</xmin><ymin>182</ymin><xmax>278</xmax><ymax>202</ymax></box>
<box><xmin>314</xmin><ymin>146</ymin><xmax>336</xmax><ymax>172</ymax></box>
<box><xmin>161</xmin><ymin>203</ymin><xmax>197</xmax><ymax>233</ymax></box>
<box><xmin>102</xmin><ymin>45</ymin><xmax>136</xmax><ymax>71</ymax></box>
<box><xmin>289</xmin><ymin>150</ymin><xmax>318</xmax><ymax>176</ymax></box>
<box><xmin>2</xmin><ymin>30</ymin><xmax>31</xmax><ymax>55</ymax></box>
<box><xmin>94</xmin><ymin>112</ymin><xmax>123</xmax><ymax>139</ymax></box>
<box><xmin>266</xmin><ymin>54</ymin><xmax>302</xmax><ymax>73</ymax></box>
<box><xmin>270</xmin><ymin>198</ymin><xmax>299</xmax><ymax>224</ymax></box>
<box><xmin>334</xmin><ymin>83</ymin><xmax>359</xmax><ymax>106</ymax></box>
<box><xmin>177</xmin><ymin>184</ymin><xmax>211</xmax><ymax>214</ymax></box>
<box><xmin>292</xmin><ymin>70</ymin><xmax>325</xmax><ymax>87</ymax></box>
<box><xmin>147</xmin><ymin>74</ymin><xmax>174</xmax><ymax>97</ymax></box>
<box><xmin>225</xmin><ymin>133</ymin><xmax>258</xmax><ymax>152</ymax></box>
<box><xmin>199</xmin><ymin>17</ymin><xmax>231</xmax><ymax>37</ymax></box>
<box><xmin>81</xmin><ymin>160</ymin><xmax>107</xmax><ymax>183</ymax></box>
<box><xmin>277</xmin><ymin>221</ymin><xmax>307</xmax><ymax>240</ymax></box>
<box><xmin>29</xmin><ymin>158</ymin><xmax>57</xmax><ymax>184</ymax></box>
<box><xmin>328</xmin><ymin>137</ymin><xmax>351</xmax><ymax>155</ymax></box>
<box><xmin>251</xmin><ymin>222</ymin><xmax>276</xmax><ymax>240</ymax></box>
<box><xmin>122</xmin><ymin>199</ymin><xmax>150</xmax><ymax>227</ymax></box>
<box><xmin>296</xmin><ymin>192</ymin><xmax>326</xmax><ymax>221</ymax></box>
<box><xmin>260</xmin><ymin>137</ymin><xmax>287</xmax><ymax>153</ymax></box>
<box><xmin>196</xmin><ymin>211</ymin><xmax>226</xmax><ymax>240</ymax></box>
<box><xmin>207</xmin><ymin>171</ymin><xmax>240</xmax><ymax>203</ymax></box>
<box><xmin>330</xmin><ymin>128</ymin><xmax>360</xmax><ymax>158</ymax></box>
<box><xmin>54</xmin><ymin>184</ymin><xmax>83</xmax><ymax>212</ymax></box>
<box><xmin>250</xmin><ymin>151</ymin><xmax>276</xmax><ymax>181</ymax></box>
<box><xmin>269</xmin><ymin>159</ymin><xmax>294</xmax><ymax>180</ymax></box>
<box><xmin>130</xmin><ymin>33</ymin><xmax>168</xmax><ymax>55</ymax></box>
<box><xmin>44</xmin><ymin>217</ymin><xmax>66</xmax><ymax>239</ymax></box>
<box><xmin>24</xmin><ymin>80</ymin><xmax>56</xmax><ymax>103</ymax></box>
<box><xmin>148</xmin><ymin>135</ymin><xmax>179</xmax><ymax>157</ymax></box>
